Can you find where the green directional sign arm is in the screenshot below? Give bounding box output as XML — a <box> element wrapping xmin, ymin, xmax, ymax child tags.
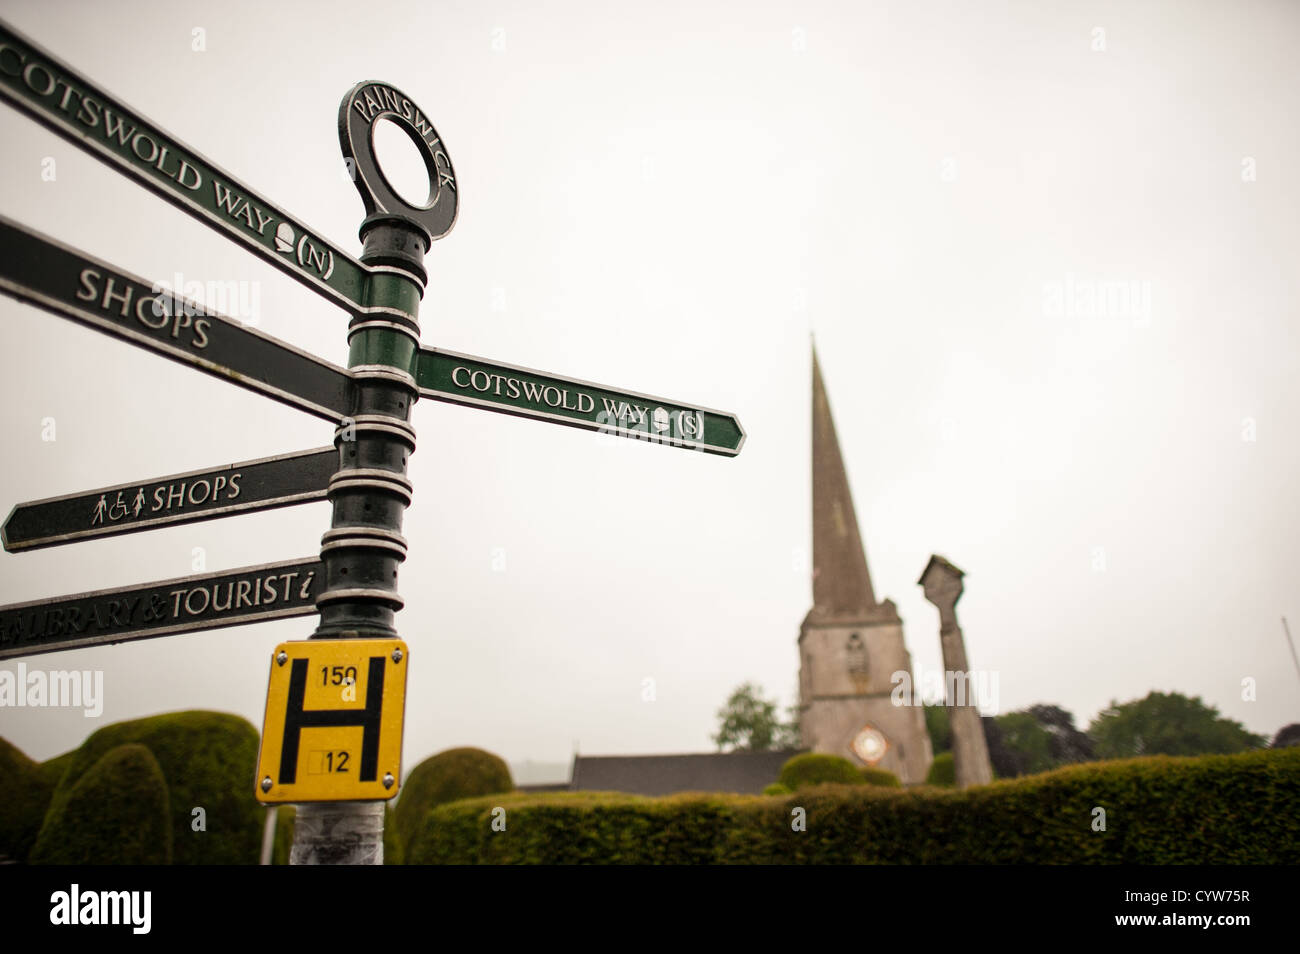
<box><xmin>0</xmin><ymin>20</ymin><xmax>370</xmax><ymax>312</ymax></box>
<box><xmin>0</xmin><ymin>216</ymin><xmax>352</xmax><ymax>422</ymax></box>
<box><xmin>414</xmin><ymin>347</ymin><xmax>746</xmax><ymax>456</ymax></box>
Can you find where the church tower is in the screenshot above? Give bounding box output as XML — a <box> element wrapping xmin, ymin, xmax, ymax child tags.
<box><xmin>798</xmin><ymin>348</ymin><xmax>933</xmax><ymax>784</ymax></box>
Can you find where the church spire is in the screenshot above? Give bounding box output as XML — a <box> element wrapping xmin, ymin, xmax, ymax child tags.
<box><xmin>811</xmin><ymin>346</ymin><xmax>890</xmax><ymax>621</ymax></box>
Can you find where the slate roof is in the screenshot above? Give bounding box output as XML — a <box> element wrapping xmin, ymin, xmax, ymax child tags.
<box><xmin>569</xmin><ymin>749</ymin><xmax>805</xmax><ymax>796</ymax></box>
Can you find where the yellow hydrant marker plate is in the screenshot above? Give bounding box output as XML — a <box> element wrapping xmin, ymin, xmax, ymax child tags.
<box><xmin>255</xmin><ymin>639</ymin><xmax>407</xmax><ymax>803</ymax></box>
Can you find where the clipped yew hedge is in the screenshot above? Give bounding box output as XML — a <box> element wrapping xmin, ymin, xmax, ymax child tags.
<box><xmin>30</xmin><ymin>744</ymin><xmax>172</xmax><ymax>865</ymax></box>
<box><xmin>407</xmin><ymin>748</ymin><xmax>1300</xmax><ymax>864</ymax></box>
<box><xmin>778</xmin><ymin>753</ymin><xmax>863</xmax><ymax>790</ymax></box>
<box><xmin>272</xmin><ymin>805</ymin><xmax>296</xmax><ymax>866</ymax></box>
<box><xmin>0</xmin><ymin>739</ymin><xmax>72</xmax><ymax>862</ymax></box>
<box><xmin>31</xmin><ymin>710</ymin><xmax>262</xmax><ymax>865</ymax></box>
<box><xmin>394</xmin><ymin>747</ymin><xmax>513</xmax><ymax>858</ymax></box>
<box><xmin>926</xmin><ymin>752</ymin><xmax>956</xmax><ymax>787</ymax></box>
<box><xmin>860</xmin><ymin>767</ymin><xmax>902</xmax><ymax>788</ymax></box>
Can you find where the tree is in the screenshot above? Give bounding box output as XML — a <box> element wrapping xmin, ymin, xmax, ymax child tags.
<box><xmin>981</xmin><ymin>717</ymin><xmax>1016</xmax><ymax>777</ymax></box>
<box><xmin>713</xmin><ymin>683</ymin><xmax>798</xmax><ymax>752</ymax></box>
<box><xmin>1088</xmin><ymin>691</ymin><xmax>1268</xmax><ymax>759</ymax></box>
<box><xmin>993</xmin><ymin>712</ymin><xmax>1055</xmax><ymax>775</ymax></box>
<box><xmin>979</xmin><ymin>704</ymin><xmax>1093</xmax><ymax>778</ymax></box>
<box><xmin>1272</xmin><ymin>724</ymin><xmax>1300</xmax><ymax>748</ymax></box>
<box><xmin>923</xmin><ymin>704</ymin><xmax>951</xmax><ymax>754</ymax></box>
<box><xmin>781</xmin><ymin>701</ymin><xmax>802</xmax><ymax>749</ymax></box>
<box><xmin>1027</xmin><ymin>704</ymin><xmax>1094</xmax><ymax>764</ymax></box>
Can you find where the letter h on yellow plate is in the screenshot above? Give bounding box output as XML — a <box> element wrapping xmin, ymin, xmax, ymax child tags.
<box><xmin>256</xmin><ymin>639</ymin><xmax>409</xmax><ymax>802</ymax></box>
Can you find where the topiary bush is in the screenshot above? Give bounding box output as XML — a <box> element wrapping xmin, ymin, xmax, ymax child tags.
<box><xmin>272</xmin><ymin>805</ymin><xmax>296</xmax><ymax>865</ymax></box>
<box><xmin>384</xmin><ymin>804</ymin><xmax>403</xmax><ymax>865</ymax></box>
<box><xmin>926</xmin><ymin>752</ymin><xmax>955</xmax><ymax>787</ymax></box>
<box><xmin>394</xmin><ymin>747</ymin><xmax>513</xmax><ymax>858</ymax></box>
<box><xmin>409</xmin><ymin>790</ymin><xmax>681</xmax><ymax>865</ymax></box>
<box><xmin>407</xmin><ymin>747</ymin><xmax>1300</xmax><ymax>865</ymax></box>
<box><xmin>778</xmin><ymin>753</ymin><xmax>864</xmax><ymax>791</ymax></box>
<box><xmin>37</xmin><ymin>749</ymin><xmax>77</xmax><ymax>794</ymax></box>
<box><xmin>30</xmin><ymin>744</ymin><xmax>172</xmax><ymax>865</ymax></box>
<box><xmin>762</xmin><ymin>783</ymin><xmax>792</xmax><ymax>796</ymax></box>
<box><xmin>0</xmin><ymin>739</ymin><xmax>66</xmax><ymax>863</ymax></box>
<box><xmin>860</xmin><ymin>767</ymin><xmax>902</xmax><ymax>788</ymax></box>
<box><xmin>32</xmin><ymin>710</ymin><xmax>262</xmax><ymax>865</ymax></box>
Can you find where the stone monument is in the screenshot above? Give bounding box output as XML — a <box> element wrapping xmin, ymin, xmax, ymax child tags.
<box><xmin>918</xmin><ymin>554</ymin><xmax>993</xmax><ymax>788</ymax></box>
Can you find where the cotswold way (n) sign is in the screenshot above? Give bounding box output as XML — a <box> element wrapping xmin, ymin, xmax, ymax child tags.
<box><xmin>0</xmin><ymin>22</ymin><xmax>372</xmax><ymax>313</ymax></box>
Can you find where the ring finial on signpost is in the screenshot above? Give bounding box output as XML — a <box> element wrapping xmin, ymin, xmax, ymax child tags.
<box><xmin>338</xmin><ymin>81</ymin><xmax>458</xmax><ymax>249</ymax></box>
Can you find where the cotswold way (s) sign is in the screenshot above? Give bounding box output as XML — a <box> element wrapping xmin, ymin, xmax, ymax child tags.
<box><xmin>416</xmin><ymin>348</ymin><xmax>746</xmax><ymax>456</ymax></box>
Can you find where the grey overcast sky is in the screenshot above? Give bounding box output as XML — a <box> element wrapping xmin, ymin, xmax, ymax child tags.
<box><xmin>1</xmin><ymin>0</ymin><xmax>1297</xmax><ymax>776</ymax></box>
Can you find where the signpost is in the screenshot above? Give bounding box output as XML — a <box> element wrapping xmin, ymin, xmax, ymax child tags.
<box><xmin>2</xmin><ymin>447</ymin><xmax>335</xmax><ymax>552</ymax></box>
<box><xmin>0</xmin><ymin>558</ymin><xmax>323</xmax><ymax>660</ymax></box>
<box><xmin>0</xmin><ymin>16</ymin><xmax>747</xmax><ymax>865</ymax></box>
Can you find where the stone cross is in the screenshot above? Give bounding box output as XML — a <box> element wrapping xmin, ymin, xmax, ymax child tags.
<box><xmin>919</xmin><ymin>555</ymin><xmax>994</xmax><ymax>788</ymax></box>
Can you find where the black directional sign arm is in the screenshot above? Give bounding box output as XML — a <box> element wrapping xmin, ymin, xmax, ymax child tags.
<box><xmin>1</xmin><ymin>447</ymin><xmax>336</xmax><ymax>552</ymax></box>
<box><xmin>0</xmin><ymin>19</ymin><xmax>371</xmax><ymax>312</ymax></box>
<box><xmin>0</xmin><ymin>216</ymin><xmax>352</xmax><ymax>422</ymax></box>
<box><xmin>0</xmin><ymin>557</ymin><xmax>324</xmax><ymax>660</ymax></box>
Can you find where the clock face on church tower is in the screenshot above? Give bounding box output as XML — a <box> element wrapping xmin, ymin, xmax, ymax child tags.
<box><xmin>851</xmin><ymin>725</ymin><xmax>888</xmax><ymax>765</ymax></box>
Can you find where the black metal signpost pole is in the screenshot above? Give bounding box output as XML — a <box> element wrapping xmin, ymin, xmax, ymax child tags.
<box><xmin>286</xmin><ymin>82</ymin><xmax>458</xmax><ymax>865</ymax></box>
